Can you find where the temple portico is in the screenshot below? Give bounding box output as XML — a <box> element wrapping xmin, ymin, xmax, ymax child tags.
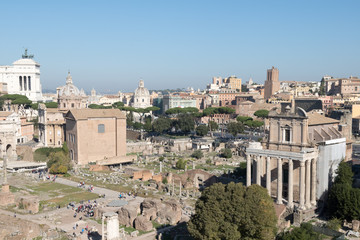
<box><xmin>246</xmin><ymin>142</ymin><xmax>318</xmax><ymax>210</ymax></box>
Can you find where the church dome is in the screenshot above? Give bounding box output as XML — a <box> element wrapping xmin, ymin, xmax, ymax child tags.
<box><xmin>58</xmin><ymin>72</ymin><xmax>84</xmax><ymax>97</ymax></box>
<box><xmin>134</xmin><ymin>80</ymin><xmax>150</xmax><ymax>98</ymax></box>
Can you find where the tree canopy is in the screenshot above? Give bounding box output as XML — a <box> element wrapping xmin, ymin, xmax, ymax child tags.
<box><xmin>227</xmin><ymin>122</ymin><xmax>244</xmax><ymax>137</ymax></box>
<box><xmin>203</xmin><ymin>107</ymin><xmax>235</xmax><ymax>116</ymax></box>
<box><xmin>152</xmin><ymin>117</ymin><xmax>172</xmax><ymax>134</ymax></box>
<box><xmin>88</xmin><ymin>104</ymin><xmax>112</xmax><ymax>109</ymax></box>
<box><xmin>276</xmin><ymin>223</ymin><xmax>320</xmax><ymax>240</ymax></box>
<box><xmin>237</xmin><ymin>116</ymin><xmax>253</xmax><ymax>123</ymax></box>
<box><xmin>174</xmin><ymin>113</ymin><xmax>195</xmax><ymax>133</ymax></box>
<box><xmin>0</xmin><ymin>94</ymin><xmax>32</xmax><ymax>106</ymax></box>
<box><xmin>254</xmin><ymin>109</ymin><xmax>269</xmax><ymax>118</ymax></box>
<box><xmin>327</xmin><ymin>161</ymin><xmax>360</xmax><ymax>221</ymax></box>
<box><xmin>196</xmin><ymin>125</ymin><xmax>209</xmax><ymax>136</ymax></box>
<box><xmin>188</xmin><ymin>183</ymin><xmax>277</xmax><ymax>240</ymax></box>
<box><xmin>165</xmin><ymin>107</ymin><xmax>199</xmax><ymax>115</ymax></box>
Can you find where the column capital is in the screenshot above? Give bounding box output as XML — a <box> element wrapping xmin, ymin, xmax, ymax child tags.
<box><xmin>300</xmin><ymin>161</ymin><xmax>305</xmax><ymax>167</ymax></box>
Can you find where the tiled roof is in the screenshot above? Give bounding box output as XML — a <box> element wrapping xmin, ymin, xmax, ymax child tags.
<box><xmin>307</xmin><ymin>112</ymin><xmax>339</xmax><ymax>126</ymax></box>
<box><xmin>67</xmin><ymin>109</ymin><xmax>125</xmax><ymax>120</ymax></box>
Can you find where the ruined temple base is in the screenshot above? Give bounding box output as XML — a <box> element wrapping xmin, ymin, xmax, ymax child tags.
<box><xmin>0</xmin><ymin>184</ymin><xmax>15</xmax><ymax>206</ymax></box>
<box><xmin>293</xmin><ymin>207</ymin><xmax>316</xmax><ymax>225</ymax></box>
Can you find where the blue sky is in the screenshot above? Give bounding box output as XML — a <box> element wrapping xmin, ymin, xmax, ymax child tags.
<box><xmin>0</xmin><ymin>1</ymin><xmax>359</xmax><ymax>93</ymax></box>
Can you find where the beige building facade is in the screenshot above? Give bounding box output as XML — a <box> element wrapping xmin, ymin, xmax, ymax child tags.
<box><xmin>65</xmin><ymin>109</ymin><xmax>127</xmax><ymax>165</ymax></box>
<box><xmin>38</xmin><ymin>104</ymin><xmax>66</xmax><ymax>147</ymax></box>
<box><xmin>246</xmin><ymin>102</ymin><xmax>348</xmax><ymax>223</ymax></box>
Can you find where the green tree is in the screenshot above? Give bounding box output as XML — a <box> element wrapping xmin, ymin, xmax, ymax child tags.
<box><xmin>227</xmin><ymin>122</ymin><xmax>244</xmax><ymax>137</ymax></box>
<box><xmin>254</xmin><ymin>109</ymin><xmax>269</xmax><ymax>119</ymax></box>
<box><xmin>88</xmin><ymin>104</ymin><xmax>111</xmax><ymax>109</ymax></box>
<box><xmin>208</xmin><ymin>121</ymin><xmax>218</xmax><ymax>131</ymax></box>
<box><xmin>191</xmin><ymin>150</ymin><xmax>203</xmax><ymax>159</ymax></box>
<box><xmin>334</xmin><ymin>161</ymin><xmax>353</xmax><ymax>186</ymax></box>
<box><xmin>112</xmin><ymin>101</ymin><xmax>124</xmax><ymax>108</ymax></box>
<box><xmin>277</xmin><ymin>223</ymin><xmax>320</xmax><ymax>240</ymax></box>
<box><xmin>176</xmin><ymin>159</ymin><xmax>187</xmax><ymax>170</ymax></box>
<box><xmin>327</xmin><ymin>161</ymin><xmax>360</xmax><ymax>221</ymax></box>
<box><xmin>45</xmin><ymin>102</ymin><xmax>58</xmax><ymax>108</ymax></box>
<box><xmin>188</xmin><ymin>183</ymin><xmax>277</xmax><ymax>240</ymax></box>
<box><xmin>237</xmin><ymin>116</ymin><xmax>253</xmax><ymax>123</ymax></box>
<box><xmin>176</xmin><ymin>113</ymin><xmax>195</xmax><ymax>133</ymax></box>
<box><xmin>221</xmin><ymin>148</ymin><xmax>232</xmax><ymax>158</ymax></box>
<box><xmin>195</xmin><ymin>125</ymin><xmax>209</xmax><ymax>136</ymax></box>
<box><xmin>47</xmin><ymin>151</ymin><xmax>71</xmax><ymax>174</ymax></box>
<box><xmin>152</xmin><ymin>117</ymin><xmax>172</xmax><ymax>134</ymax></box>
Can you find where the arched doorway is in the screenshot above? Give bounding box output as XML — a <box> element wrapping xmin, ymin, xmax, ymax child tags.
<box><xmin>6</xmin><ymin>144</ymin><xmax>12</xmax><ymax>157</ymax></box>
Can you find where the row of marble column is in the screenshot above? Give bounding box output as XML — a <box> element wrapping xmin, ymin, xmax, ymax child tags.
<box><xmin>19</xmin><ymin>76</ymin><xmax>31</xmax><ymax>91</ymax></box>
<box><xmin>246</xmin><ymin>154</ymin><xmax>317</xmax><ymax>210</ymax></box>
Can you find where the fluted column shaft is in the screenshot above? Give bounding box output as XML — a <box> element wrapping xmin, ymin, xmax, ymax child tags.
<box><xmin>288</xmin><ymin>159</ymin><xmax>293</xmax><ymax>208</ymax></box>
<box><xmin>306</xmin><ymin>159</ymin><xmax>311</xmax><ymax>209</ymax></box>
<box><xmin>266</xmin><ymin>157</ymin><xmax>271</xmax><ymax>195</ymax></box>
<box><xmin>246</xmin><ymin>154</ymin><xmax>251</xmax><ymax>187</ymax></box>
<box><xmin>256</xmin><ymin>156</ymin><xmax>261</xmax><ymax>185</ymax></box>
<box><xmin>299</xmin><ymin>161</ymin><xmax>305</xmax><ymax>209</ymax></box>
<box><xmin>311</xmin><ymin>158</ymin><xmax>317</xmax><ymax>206</ymax></box>
<box><xmin>276</xmin><ymin>157</ymin><xmax>282</xmax><ymax>204</ymax></box>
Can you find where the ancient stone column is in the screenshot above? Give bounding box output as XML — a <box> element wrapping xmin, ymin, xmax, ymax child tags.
<box><xmin>266</xmin><ymin>156</ymin><xmax>271</xmax><ymax>195</ymax></box>
<box><xmin>299</xmin><ymin>161</ymin><xmax>305</xmax><ymax>210</ymax></box>
<box><xmin>311</xmin><ymin>158</ymin><xmax>317</xmax><ymax>206</ymax></box>
<box><xmin>306</xmin><ymin>159</ymin><xmax>311</xmax><ymax>209</ymax></box>
<box><xmin>276</xmin><ymin>157</ymin><xmax>283</xmax><ymax>204</ymax></box>
<box><xmin>288</xmin><ymin>159</ymin><xmax>293</xmax><ymax>208</ymax></box>
<box><xmin>256</xmin><ymin>156</ymin><xmax>261</xmax><ymax>186</ymax></box>
<box><xmin>246</xmin><ymin>154</ymin><xmax>251</xmax><ymax>187</ymax></box>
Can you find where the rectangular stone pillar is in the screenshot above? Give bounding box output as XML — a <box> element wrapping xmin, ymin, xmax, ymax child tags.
<box><xmin>311</xmin><ymin>158</ymin><xmax>317</xmax><ymax>206</ymax></box>
<box><xmin>299</xmin><ymin>161</ymin><xmax>305</xmax><ymax>210</ymax></box>
<box><xmin>276</xmin><ymin>157</ymin><xmax>282</xmax><ymax>204</ymax></box>
<box><xmin>256</xmin><ymin>156</ymin><xmax>261</xmax><ymax>186</ymax></box>
<box><xmin>306</xmin><ymin>159</ymin><xmax>311</xmax><ymax>209</ymax></box>
<box><xmin>266</xmin><ymin>157</ymin><xmax>271</xmax><ymax>195</ymax></box>
<box><xmin>246</xmin><ymin>154</ymin><xmax>251</xmax><ymax>187</ymax></box>
<box><xmin>288</xmin><ymin>159</ymin><xmax>293</xmax><ymax>208</ymax></box>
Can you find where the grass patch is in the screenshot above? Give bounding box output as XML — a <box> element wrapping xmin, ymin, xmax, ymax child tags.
<box><xmin>26</xmin><ymin>182</ymin><xmax>82</xmax><ymax>197</ymax></box>
<box><xmin>120</xmin><ymin>225</ymin><xmax>150</xmax><ymax>235</ymax></box>
<box><xmin>44</xmin><ymin>191</ymin><xmax>98</xmax><ymax>209</ymax></box>
<box><xmin>10</xmin><ymin>185</ymin><xmax>22</xmax><ymax>193</ymax></box>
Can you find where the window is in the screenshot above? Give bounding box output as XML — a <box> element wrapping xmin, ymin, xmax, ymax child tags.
<box><xmin>285</xmin><ymin>129</ymin><xmax>291</xmax><ymax>142</ymax></box>
<box><xmin>57</xmin><ymin>130</ymin><xmax>61</xmax><ymax>136</ymax></box>
<box><xmin>71</xmin><ymin>103</ymin><xmax>75</xmax><ymax>108</ymax></box>
<box><xmin>63</xmin><ymin>103</ymin><xmax>66</xmax><ymax>108</ymax></box>
<box><xmin>98</xmin><ymin>124</ymin><xmax>105</xmax><ymax>133</ymax></box>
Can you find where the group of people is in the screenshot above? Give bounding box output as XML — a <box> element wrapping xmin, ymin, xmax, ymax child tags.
<box><xmin>71</xmin><ymin>200</ymin><xmax>98</xmax><ymax>238</ymax></box>
<box><xmin>119</xmin><ymin>191</ymin><xmax>137</xmax><ymax>199</ymax></box>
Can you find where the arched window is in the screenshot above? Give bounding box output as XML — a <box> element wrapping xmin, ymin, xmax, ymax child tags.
<box><xmin>19</xmin><ymin>76</ymin><xmax>22</xmax><ymax>91</ymax></box>
<box><xmin>71</xmin><ymin>103</ymin><xmax>75</xmax><ymax>108</ymax></box>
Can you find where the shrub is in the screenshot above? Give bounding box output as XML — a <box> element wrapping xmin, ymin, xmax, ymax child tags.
<box><xmin>327</xmin><ymin>218</ymin><xmax>341</xmax><ymax>231</ymax></box>
<box><xmin>221</xmin><ymin>148</ymin><xmax>232</xmax><ymax>158</ymax></box>
<box><xmin>191</xmin><ymin>150</ymin><xmax>203</xmax><ymax>159</ymax></box>
<box><xmin>176</xmin><ymin>159</ymin><xmax>187</xmax><ymax>170</ymax></box>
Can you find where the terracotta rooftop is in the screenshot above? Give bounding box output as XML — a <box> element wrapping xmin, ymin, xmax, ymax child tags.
<box><xmin>307</xmin><ymin>112</ymin><xmax>339</xmax><ymax>126</ymax></box>
<box><xmin>67</xmin><ymin>109</ymin><xmax>125</xmax><ymax>120</ymax></box>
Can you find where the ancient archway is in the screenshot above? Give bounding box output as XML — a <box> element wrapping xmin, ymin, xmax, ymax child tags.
<box><xmin>6</xmin><ymin>144</ymin><xmax>12</xmax><ymax>157</ymax></box>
